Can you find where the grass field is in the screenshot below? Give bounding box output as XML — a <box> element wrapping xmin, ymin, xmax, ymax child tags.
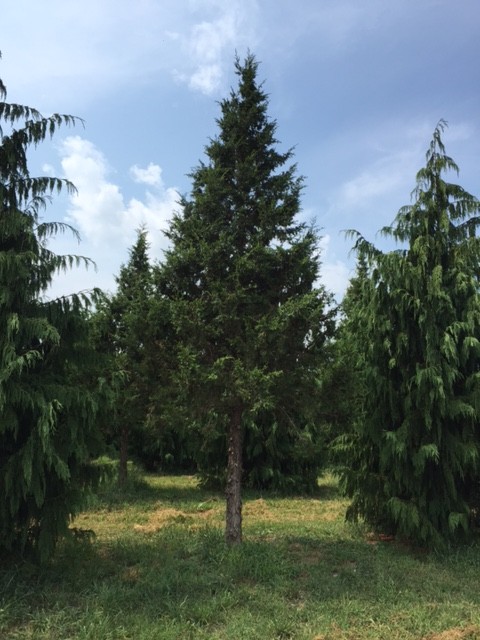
<box><xmin>1</xmin><ymin>471</ymin><xmax>479</xmax><ymax>639</ymax></box>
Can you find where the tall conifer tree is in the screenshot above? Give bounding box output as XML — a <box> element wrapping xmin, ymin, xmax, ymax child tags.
<box><xmin>340</xmin><ymin>122</ymin><xmax>480</xmax><ymax>546</ymax></box>
<box><xmin>157</xmin><ymin>54</ymin><xmax>334</xmax><ymax>544</ymax></box>
<box><xmin>95</xmin><ymin>228</ymin><xmax>153</xmax><ymax>484</ymax></box>
<box><xmin>0</xmin><ymin>58</ymin><xmax>104</xmax><ymax>560</ymax></box>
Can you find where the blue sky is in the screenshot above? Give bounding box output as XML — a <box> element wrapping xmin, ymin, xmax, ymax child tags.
<box><xmin>1</xmin><ymin>0</ymin><xmax>479</xmax><ymax>301</ymax></box>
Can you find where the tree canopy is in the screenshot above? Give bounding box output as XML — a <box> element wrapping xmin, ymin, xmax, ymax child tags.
<box><xmin>0</xmin><ymin>59</ymin><xmax>105</xmax><ymax>560</ymax></box>
<box><xmin>157</xmin><ymin>54</ymin><xmax>335</xmax><ymax>543</ymax></box>
<box><xmin>92</xmin><ymin>228</ymin><xmax>155</xmax><ymax>485</ymax></box>
<box><xmin>338</xmin><ymin>122</ymin><xmax>480</xmax><ymax>546</ymax></box>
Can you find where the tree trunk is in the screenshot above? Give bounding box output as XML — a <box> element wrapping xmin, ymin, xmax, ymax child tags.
<box><xmin>118</xmin><ymin>426</ymin><xmax>129</xmax><ymax>487</ymax></box>
<box><xmin>225</xmin><ymin>404</ymin><xmax>244</xmax><ymax>545</ymax></box>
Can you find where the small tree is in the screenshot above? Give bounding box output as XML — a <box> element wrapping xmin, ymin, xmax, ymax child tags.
<box><xmin>157</xmin><ymin>54</ymin><xmax>334</xmax><ymax>543</ymax></box>
<box><xmin>339</xmin><ymin>122</ymin><xmax>480</xmax><ymax>546</ymax></box>
<box><xmin>94</xmin><ymin>228</ymin><xmax>154</xmax><ymax>485</ymax></box>
<box><xmin>0</xmin><ymin>58</ymin><xmax>104</xmax><ymax>560</ymax></box>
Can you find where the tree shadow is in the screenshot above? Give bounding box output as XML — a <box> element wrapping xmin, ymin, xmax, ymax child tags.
<box><xmin>91</xmin><ymin>472</ymin><xmax>223</xmax><ymax>511</ymax></box>
<box><xmin>2</xmin><ymin>522</ymin><xmax>480</xmax><ymax>639</ymax></box>
<box><xmin>92</xmin><ymin>470</ymin><xmax>341</xmax><ymax>512</ymax></box>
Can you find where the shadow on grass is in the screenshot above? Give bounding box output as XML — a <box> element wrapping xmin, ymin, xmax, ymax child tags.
<box><xmin>3</xmin><ymin>466</ymin><xmax>480</xmax><ymax>638</ymax></box>
<box><xmin>2</xmin><ymin>521</ymin><xmax>480</xmax><ymax>640</ymax></box>
<box><xmin>91</xmin><ymin>473</ymin><xmax>219</xmax><ymax>510</ymax></box>
<box><xmin>92</xmin><ymin>470</ymin><xmax>341</xmax><ymax>513</ymax></box>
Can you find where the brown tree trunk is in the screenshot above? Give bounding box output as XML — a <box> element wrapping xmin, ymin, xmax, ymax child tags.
<box><xmin>225</xmin><ymin>404</ymin><xmax>244</xmax><ymax>545</ymax></box>
<box><xmin>118</xmin><ymin>426</ymin><xmax>129</xmax><ymax>487</ymax></box>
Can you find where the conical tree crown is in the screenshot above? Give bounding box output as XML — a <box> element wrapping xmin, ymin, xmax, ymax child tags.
<box><xmin>341</xmin><ymin>122</ymin><xmax>480</xmax><ymax>546</ymax></box>
<box><xmin>157</xmin><ymin>54</ymin><xmax>334</xmax><ymax>493</ymax></box>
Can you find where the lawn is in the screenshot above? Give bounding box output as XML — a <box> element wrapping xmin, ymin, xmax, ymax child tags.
<box><xmin>1</xmin><ymin>472</ymin><xmax>479</xmax><ymax>639</ymax></box>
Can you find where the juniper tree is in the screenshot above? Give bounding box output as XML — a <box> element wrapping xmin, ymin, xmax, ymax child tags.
<box><xmin>0</xmin><ymin>59</ymin><xmax>105</xmax><ymax>560</ymax></box>
<box><xmin>157</xmin><ymin>54</ymin><xmax>334</xmax><ymax>544</ymax></box>
<box><xmin>339</xmin><ymin>122</ymin><xmax>480</xmax><ymax>546</ymax></box>
<box><xmin>94</xmin><ymin>228</ymin><xmax>154</xmax><ymax>484</ymax></box>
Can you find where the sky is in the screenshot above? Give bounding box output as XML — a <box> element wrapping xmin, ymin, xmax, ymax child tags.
<box><xmin>1</xmin><ymin>0</ymin><xmax>479</xmax><ymax>302</ymax></box>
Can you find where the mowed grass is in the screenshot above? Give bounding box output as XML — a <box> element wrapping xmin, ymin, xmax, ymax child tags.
<box><xmin>1</xmin><ymin>472</ymin><xmax>480</xmax><ymax>640</ymax></box>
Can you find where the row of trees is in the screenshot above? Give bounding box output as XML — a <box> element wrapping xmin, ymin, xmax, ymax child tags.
<box><xmin>1</xmin><ymin>51</ymin><xmax>479</xmax><ymax>559</ymax></box>
<box><xmin>95</xmin><ymin>56</ymin><xmax>336</xmax><ymax>545</ymax></box>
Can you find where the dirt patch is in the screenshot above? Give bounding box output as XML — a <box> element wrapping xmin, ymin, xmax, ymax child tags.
<box><xmin>422</xmin><ymin>627</ymin><xmax>480</xmax><ymax>640</ymax></box>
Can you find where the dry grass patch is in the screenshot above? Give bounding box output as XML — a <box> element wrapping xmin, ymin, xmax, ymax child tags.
<box><xmin>120</xmin><ymin>566</ymin><xmax>142</xmax><ymax>583</ymax></box>
<box><xmin>133</xmin><ymin>506</ymin><xmax>221</xmax><ymax>534</ymax></box>
<box><xmin>71</xmin><ymin>509</ymin><xmax>136</xmax><ymax>540</ymax></box>
<box><xmin>243</xmin><ymin>496</ymin><xmax>346</xmax><ymax>525</ymax></box>
<box><xmin>243</xmin><ymin>498</ymin><xmax>274</xmax><ymax>519</ymax></box>
<box><xmin>423</xmin><ymin>627</ymin><xmax>480</xmax><ymax>640</ymax></box>
<box><xmin>271</xmin><ymin>498</ymin><xmax>346</xmax><ymax>523</ymax></box>
<box><xmin>3</xmin><ymin>473</ymin><xmax>478</xmax><ymax>640</ymax></box>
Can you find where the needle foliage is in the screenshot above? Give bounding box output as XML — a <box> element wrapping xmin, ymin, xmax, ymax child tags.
<box><xmin>156</xmin><ymin>54</ymin><xmax>335</xmax><ymax>542</ymax></box>
<box><xmin>338</xmin><ymin>122</ymin><xmax>480</xmax><ymax>547</ymax></box>
<box><xmin>0</xmin><ymin>59</ymin><xmax>105</xmax><ymax>561</ymax></box>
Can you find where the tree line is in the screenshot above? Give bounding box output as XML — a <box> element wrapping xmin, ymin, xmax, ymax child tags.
<box><xmin>1</xmin><ymin>52</ymin><xmax>479</xmax><ymax>561</ymax></box>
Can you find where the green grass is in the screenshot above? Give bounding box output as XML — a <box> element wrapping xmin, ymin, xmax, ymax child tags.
<box><xmin>1</xmin><ymin>472</ymin><xmax>480</xmax><ymax>639</ymax></box>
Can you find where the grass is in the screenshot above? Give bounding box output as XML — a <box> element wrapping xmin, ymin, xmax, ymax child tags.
<box><xmin>1</xmin><ymin>471</ymin><xmax>480</xmax><ymax>639</ymax></box>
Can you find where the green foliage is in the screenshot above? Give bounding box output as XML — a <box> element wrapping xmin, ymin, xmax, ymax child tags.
<box><xmin>156</xmin><ymin>54</ymin><xmax>335</xmax><ymax>494</ymax></box>
<box><xmin>92</xmin><ymin>229</ymin><xmax>154</xmax><ymax>476</ymax></box>
<box><xmin>140</xmin><ymin>280</ymin><xmax>198</xmax><ymax>473</ymax></box>
<box><xmin>92</xmin><ymin>230</ymin><xmax>196</xmax><ymax>476</ymax></box>
<box><xmin>195</xmin><ymin>409</ymin><xmax>327</xmax><ymax>493</ymax></box>
<box><xmin>339</xmin><ymin>121</ymin><xmax>480</xmax><ymax>547</ymax></box>
<box><xmin>0</xmin><ymin>59</ymin><xmax>105</xmax><ymax>560</ymax></box>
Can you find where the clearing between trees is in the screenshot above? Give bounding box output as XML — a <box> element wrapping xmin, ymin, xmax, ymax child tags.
<box><xmin>1</xmin><ymin>472</ymin><xmax>479</xmax><ymax>640</ymax></box>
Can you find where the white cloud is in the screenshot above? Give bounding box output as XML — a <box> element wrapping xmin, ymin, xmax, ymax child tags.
<box><xmin>59</xmin><ymin>136</ymin><xmax>179</xmax><ymax>256</ymax></box>
<box><xmin>321</xmin><ymin>260</ymin><xmax>352</xmax><ymax>302</ymax></box>
<box><xmin>1</xmin><ymin>0</ymin><xmax>260</xmax><ymax>106</ymax></box>
<box><xmin>190</xmin><ymin>19</ymin><xmax>233</xmax><ymax>61</ymax></box>
<box><xmin>176</xmin><ymin>1</ymin><xmax>259</xmax><ymax>94</ymax></box>
<box><xmin>43</xmin><ymin>135</ymin><xmax>182</xmax><ymax>298</ymax></box>
<box><xmin>318</xmin><ymin>234</ymin><xmax>351</xmax><ymax>301</ymax></box>
<box><xmin>331</xmin><ymin>117</ymin><xmax>477</xmax><ymax>223</ymax></box>
<box><xmin>326</xmin><ymin>129</ymin><xmax>424</xmax><ymax>223</ymax></box>
<box><xmin>42</xmin><ymin>163</ymin><xmax>56</xmax><ymax>175</ymax></box>
<box><xmin>130</xmin><ymin>163</ymin><xmax>163</xmax><ymax>186</ymax></box>
<box><xmin>340</xmin><ymin>166</ymin><xmax>404</xmax><ymax>208</ymax></box>
<box><xmin>189</xmin><ymin>64</ymin><xmax>223</xmax><ymax>95</ymax></box>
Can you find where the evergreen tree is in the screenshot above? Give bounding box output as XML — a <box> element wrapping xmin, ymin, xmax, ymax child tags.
<box><xmin>142</xmin><ymin>288</ymin><xmax>196</xmax><ymax>473</ymax></box>
<box><xmin>157</xmin><ymin>54</ymin><xmax>335</xmax><ymax>543</ymax></box>
<box><xmin>325</xmin><ymin>255</ymin><xmax>370</xmax><ymax>445</ymax></box>
<box><xmin>93</xmin><ymin>228</ymin><xmax>154</xmax><ymax>484</ymax></box>
<box><xmin>339</xmin><ymin>122</ymin><xmax>480</xmax><ymax>546</ymax></box>
<box><xmin>0</xmin><ymin>58</ymin><xmax>105</xmax><ymax>560</ymax></box>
